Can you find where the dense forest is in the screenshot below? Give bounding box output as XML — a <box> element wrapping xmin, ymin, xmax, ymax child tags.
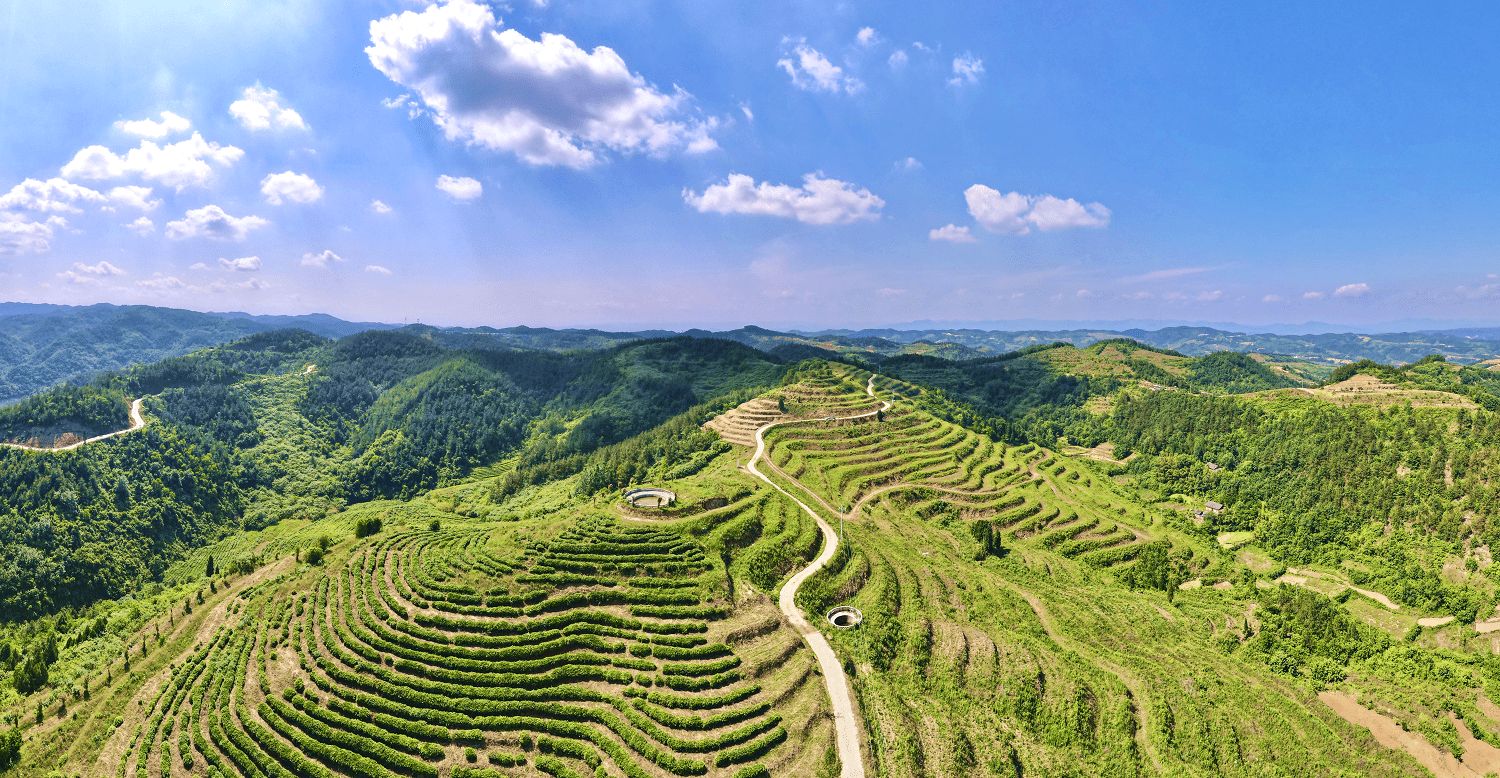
<box><xmin>1109</xmin><ymin>387</ymin><xmax>1500</xmax><ymax>619</ymax></box>
<box><xmin>0</xmin><ymin>385</ymin><xmax>128</xmax><ymax>444</ymax></box>
<box><xmin>0</xmin><ymin>305</ymin><xmax>270</xmax><ymax>400</ymax></box>
<box><xmin>0</xmin><ymin>424</ymin><xmax>242</xmax><ymax>619</ymax></box>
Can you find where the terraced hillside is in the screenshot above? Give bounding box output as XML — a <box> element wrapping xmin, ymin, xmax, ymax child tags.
<box><xmin>749</xmin><ymin>366</ymin><xmax>1431</xmax><ymax>777</ymax></box>
<box><xmin>6</xmin><ymin>359</ymin><xmax>1472</xmax><ymax>778</ymax></box>
<box><xmin>16</xmin><ymin>504</ymin><xmax>842</xmax><ymax>778</ymax></box>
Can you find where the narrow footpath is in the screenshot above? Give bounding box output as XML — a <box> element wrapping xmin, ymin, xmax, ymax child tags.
<box><xmin>746</xmin><ymin>373</ymin><xmax>889</xmax><ymax>778</ymax></box>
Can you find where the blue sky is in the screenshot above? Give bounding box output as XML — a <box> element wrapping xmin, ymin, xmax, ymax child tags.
<box><xmin>2</xmin><ymin>0</ymin><xmax>1499</xmax><ymax>329</ymax></box>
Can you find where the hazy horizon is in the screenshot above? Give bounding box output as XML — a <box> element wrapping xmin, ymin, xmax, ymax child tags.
<box><xmin>9</xmin><ymin>299</ymin><xmax>1500</xmax><ymax>338</ymax></box>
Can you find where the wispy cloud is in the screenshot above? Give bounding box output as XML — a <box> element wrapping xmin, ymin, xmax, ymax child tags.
<box><xmin>1117</xmin><ymin>265</ymin><xmax>1225</xmax><ymax>283</ymax></box>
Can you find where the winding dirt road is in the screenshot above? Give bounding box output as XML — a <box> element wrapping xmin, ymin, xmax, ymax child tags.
<box><xmin>748</xmin><ymin>373</ymin><xmax>889</xmax><ymax>778</ymax></box>
<box><xmin>1</xmin><ymin>396</ymin><xmax>147</xmax><ymax>452</ymax></box>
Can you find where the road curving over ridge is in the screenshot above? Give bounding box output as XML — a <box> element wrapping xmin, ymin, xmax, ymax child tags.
<box><xmin>747</xmin><ymin>373</ymin><xmax>890</xmax><ymax>778</ymax></box>
<box><xmin>0</xmin><ymin>396</ymin><xmax>147</xmax><ymax>453</ymax></box>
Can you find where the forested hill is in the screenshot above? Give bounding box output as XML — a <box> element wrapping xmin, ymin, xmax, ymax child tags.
<box><xmin>0</xmin><ymin>304</ymin><xmax>403</xmax><ymax>403</ymax></box>
<box><xmin>0</xmin><ymin>329</ymin><xmax>785</xmax><ymax>620</ymax></box>
<box><xmin>0</xmin><ymin>305</ymin><xmax>269</xmax><ymax>401</ymax></box>
<box><xmin>875</xmin><ymin>339</ymin><xmax>1300</xmax><ymax>444</ymax></box>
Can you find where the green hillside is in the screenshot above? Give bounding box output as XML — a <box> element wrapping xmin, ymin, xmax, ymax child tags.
<box><xmin>0</xmin><ymin>331</ymin><xmax>784</xmax><ymax>623</ymax></box>
<box><xmin>2</xmin><ymin>346</ymin><xmax>1500</xmax><ymax>776</ymax></box>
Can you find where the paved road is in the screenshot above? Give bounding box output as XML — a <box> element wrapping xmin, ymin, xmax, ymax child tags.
<box><xmin>1</xmin><ymin>397</ymin><xmax>147</xmax><ymax>452</ymax></box>
<box><xmin>747</xmin><ymin>373</ymin><xmax>889</xmax><ymax>778</ymax></box>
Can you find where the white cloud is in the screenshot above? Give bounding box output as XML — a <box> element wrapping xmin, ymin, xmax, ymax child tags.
<box><xmin>189</xmin><ymin>262</ymin><xmax>208</xmax><ymax>270</ymax></box>
<box><xmin>1457</xmin><ymin>282</ymin><xmax>1500</xmax><ymax>299</ymax></box>
<box><xmin>218</xmin><ymin>256</ymin><xmax>262</xmax><ymax>271</ymax></box>
<box><xmin>126</xmin><ymin>216</ymin><xmax>155</xmax><ymax>236</ymax></box>
<box><xmin>876</xmin><ymin>287</ymin><xmax>906</xmax><ymax>296</ymax></box>
<box><xmin>165</xmin><ymin>205</ymin><xmax>270</xmax><ymax>241</ymax></box>
<box><xmin>229</xmin><ymin>85</ymin><xmax>308</xmax><ymax>131</ymax></box>
<box><xmin>301</xmin><ymin>250</ymin><xmax>344</xmax><ymax>268</ymax></box>
<box><xmin>739</xmin><ymin>102</ymin><xmax>753</xmax><ymax>122</ymax></box>
<box><xmin>365</xmin><ymin>264</ymin><xmax>393</xmax><ymax>275</ymax></box>
<box><xmin>116</xmin><ymin>111</ymin><xmax>191</xmax><ymax>139</ymax></box>
<box><xmin>0</xmin><ymin>178</ymin><xmax>106</xmax><ymax>213</ymax></box>
<box><xmin>0</xmin><ymin>213</ymin><xmax>66</xmax><ymax>254</ymax></box>
<box><xmin>964</xmin><ymin>185</ymin><xmax>1032</xmax><ymax>234</ymax></box>
<box><xmin>1334</xmin><ymin>282</ymin><xmax>1371</xmax><ymax>297</ymax></box>
<box><xmin>57</xmin><ymin>270</ymin><xmax>98</xmax><ymax>285</ymax></box>
<box><xmin>436</xmin><ymin>175</ymin><xmax>483</xmax><ymax>200</ymax></box>
<box><xmin>238</xmin><ymin>278</ymin><xmax>270</xmax><ymax>290</ymax></box>
<box><xmin>367</xmin><ymin>0</ymin><xmax>717</xmax><ymax>168</ymax></box>
<box><xmin>778</xmin><ymin>43</ymin><xmax>863</xmax><ymax>94</ymax></box>
<box><xmin>1026</xmin><ymin>195</ymin><xmax>1112</xmax><ymax>231</ymax></box>
<box><xmin>260</xmin><ymin>171</ymin><xmax>324</xmax><ymax>205</ymax></box>
<box><xmin>856</xmin><ymin>27</ymin><xmax>879</xmax><ymax>46</ymax></box>
<box><xmin>1303</xmin><ymin>291</ymin><xmax>1324</xmax><ymax>300</ymax></box>
<box><xmin>107</xmin><ymin>186</ymin><xmax>161</xmax><ymax>211</ymax></box>
<box><xmin>1126</xmin><ymin>291</ymin><xmax>1154</xmax><ymax>300</ymax></box>
<box><xmin>950</xmin><ymin>53</ymin><xmax>984</xmax><ymax>85</ymax></box>
<box><xmin>1262</xmin><ymin>294</ymin><xmax>1282</xmax><ymax>302</ymax></box>
<box><xmin>369</xmin><ymin>199</ymin><xmax>393</xmax><ymax>214</ymax></box>
<box><xmin>381</xmin><ymin>94</ymin><xmax>410</xmax><ymax>109</ymax></box>
<box><xmin>684</xmin><ymin>172</ymin><xmax>884</xmax><ymax>225</ymax></box>
<box><xmin>912</xmin><ymin>42</ymin><xmax>937</xmax><ymax>53</ymax></box>
<box><xmin>136</xmin><ymin>275</ymin><xmax>185</xmax><ymax>289</ymax></box>
<box><xmin>1077</xmin><ymin>289</ymin><xmax>1097</xmax><ymax>298</ymax></box>
<box><xmin>0</xmin><ymin>179</ymin><xmax>160</xmax><ymax>214</ymax></box>
<box><xmin>929</xmin><ymin>224</ymin><xmax>977</xmax><ymax>243</ymax></box>
<box><xmin>1197</xmin><ymin>290</ymin><xmax>1223</xmax><ymax>301</ymax></box>
<box><xmin>72</xmin><ymin>260</ymin><xmax>127</xmax><ymax>277</ymax></box>
<box><xmin>60</xmin><ymin>133</ymin><xmax>244</xmax><ymax>190</ymax></box>
<box><xmin>888</xmin><ymin>50</ymin><xmax>908</xmax><ymax>69</ymax></box>
<box><xmin>964</xmin><ymin>185</ymin><xmax>1111</xmax><ymax>234</ymax></box>
<box><xmin>896</xmin><ymin>157</ymin><xmax>922</xmax><ymax>171</ymax></box>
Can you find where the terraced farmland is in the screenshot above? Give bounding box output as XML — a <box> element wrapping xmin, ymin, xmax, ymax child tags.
<box><xmin>749</xmin><ymin>367</ymin><xmax>1430</xmax><ymax>777</ymax></box>
<box><xmin>12</xmin><ymin>360</ymin><xmax>1441</xmax><ymax>778</ymax></box>
<box><xmin>75</xmin><ymin>512</ymin><xmax>838</xmax><ymax>778</ymax></box>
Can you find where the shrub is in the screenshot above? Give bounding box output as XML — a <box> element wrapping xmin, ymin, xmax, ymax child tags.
<box><xmin>0</xmin><ymin>726</ymin><xmax>20</xmax><ymax>769</ymax></box>
<box><xmin>355</xmin><ymin>516</ymin><xmax>383</xmax><ymax>538</ymax></box>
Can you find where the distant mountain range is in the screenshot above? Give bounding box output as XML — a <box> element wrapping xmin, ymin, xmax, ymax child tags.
<box><xmin>5</xmin><ymin>302</ymin><xmax>1500</xmax><ymax>401</ymax></box>
<box><xmin>792</xmin><ymin>326</ymin><xmax>1500</xmax><ymax>367</ymax></box>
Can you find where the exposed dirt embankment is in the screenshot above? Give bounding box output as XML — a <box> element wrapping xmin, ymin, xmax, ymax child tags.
<box><xmin>1320</xmin><ymin>691</ymin><xmax>1500</xmax><ymax>777</ymax></box>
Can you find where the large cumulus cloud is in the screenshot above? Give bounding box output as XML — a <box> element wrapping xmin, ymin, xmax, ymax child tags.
<box><xmin>367</xmin><ymin>0</ymin><xmax>717</xmax><ymax>168</ymax></box>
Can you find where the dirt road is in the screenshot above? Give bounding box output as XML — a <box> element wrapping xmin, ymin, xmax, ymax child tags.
<box><xmin>1</xmin><ymin>396</ymin><xmax>147</xmax><ymax>452</ymax></box>
<box><xmin>747</xmin><ymin>373</ymin><xmax>889</xmax><ymax>778</ymax></box>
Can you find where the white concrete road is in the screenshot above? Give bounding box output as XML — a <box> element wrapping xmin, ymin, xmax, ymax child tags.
<box><xmin>747</xmin><ymin>373</ymin><xmax>889</xmax><ymax>778</ymax></box>
<box><xmin>1</xmin><ymin>396</ymin><xmax>147</xmax><ymax>452</ymax></box>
